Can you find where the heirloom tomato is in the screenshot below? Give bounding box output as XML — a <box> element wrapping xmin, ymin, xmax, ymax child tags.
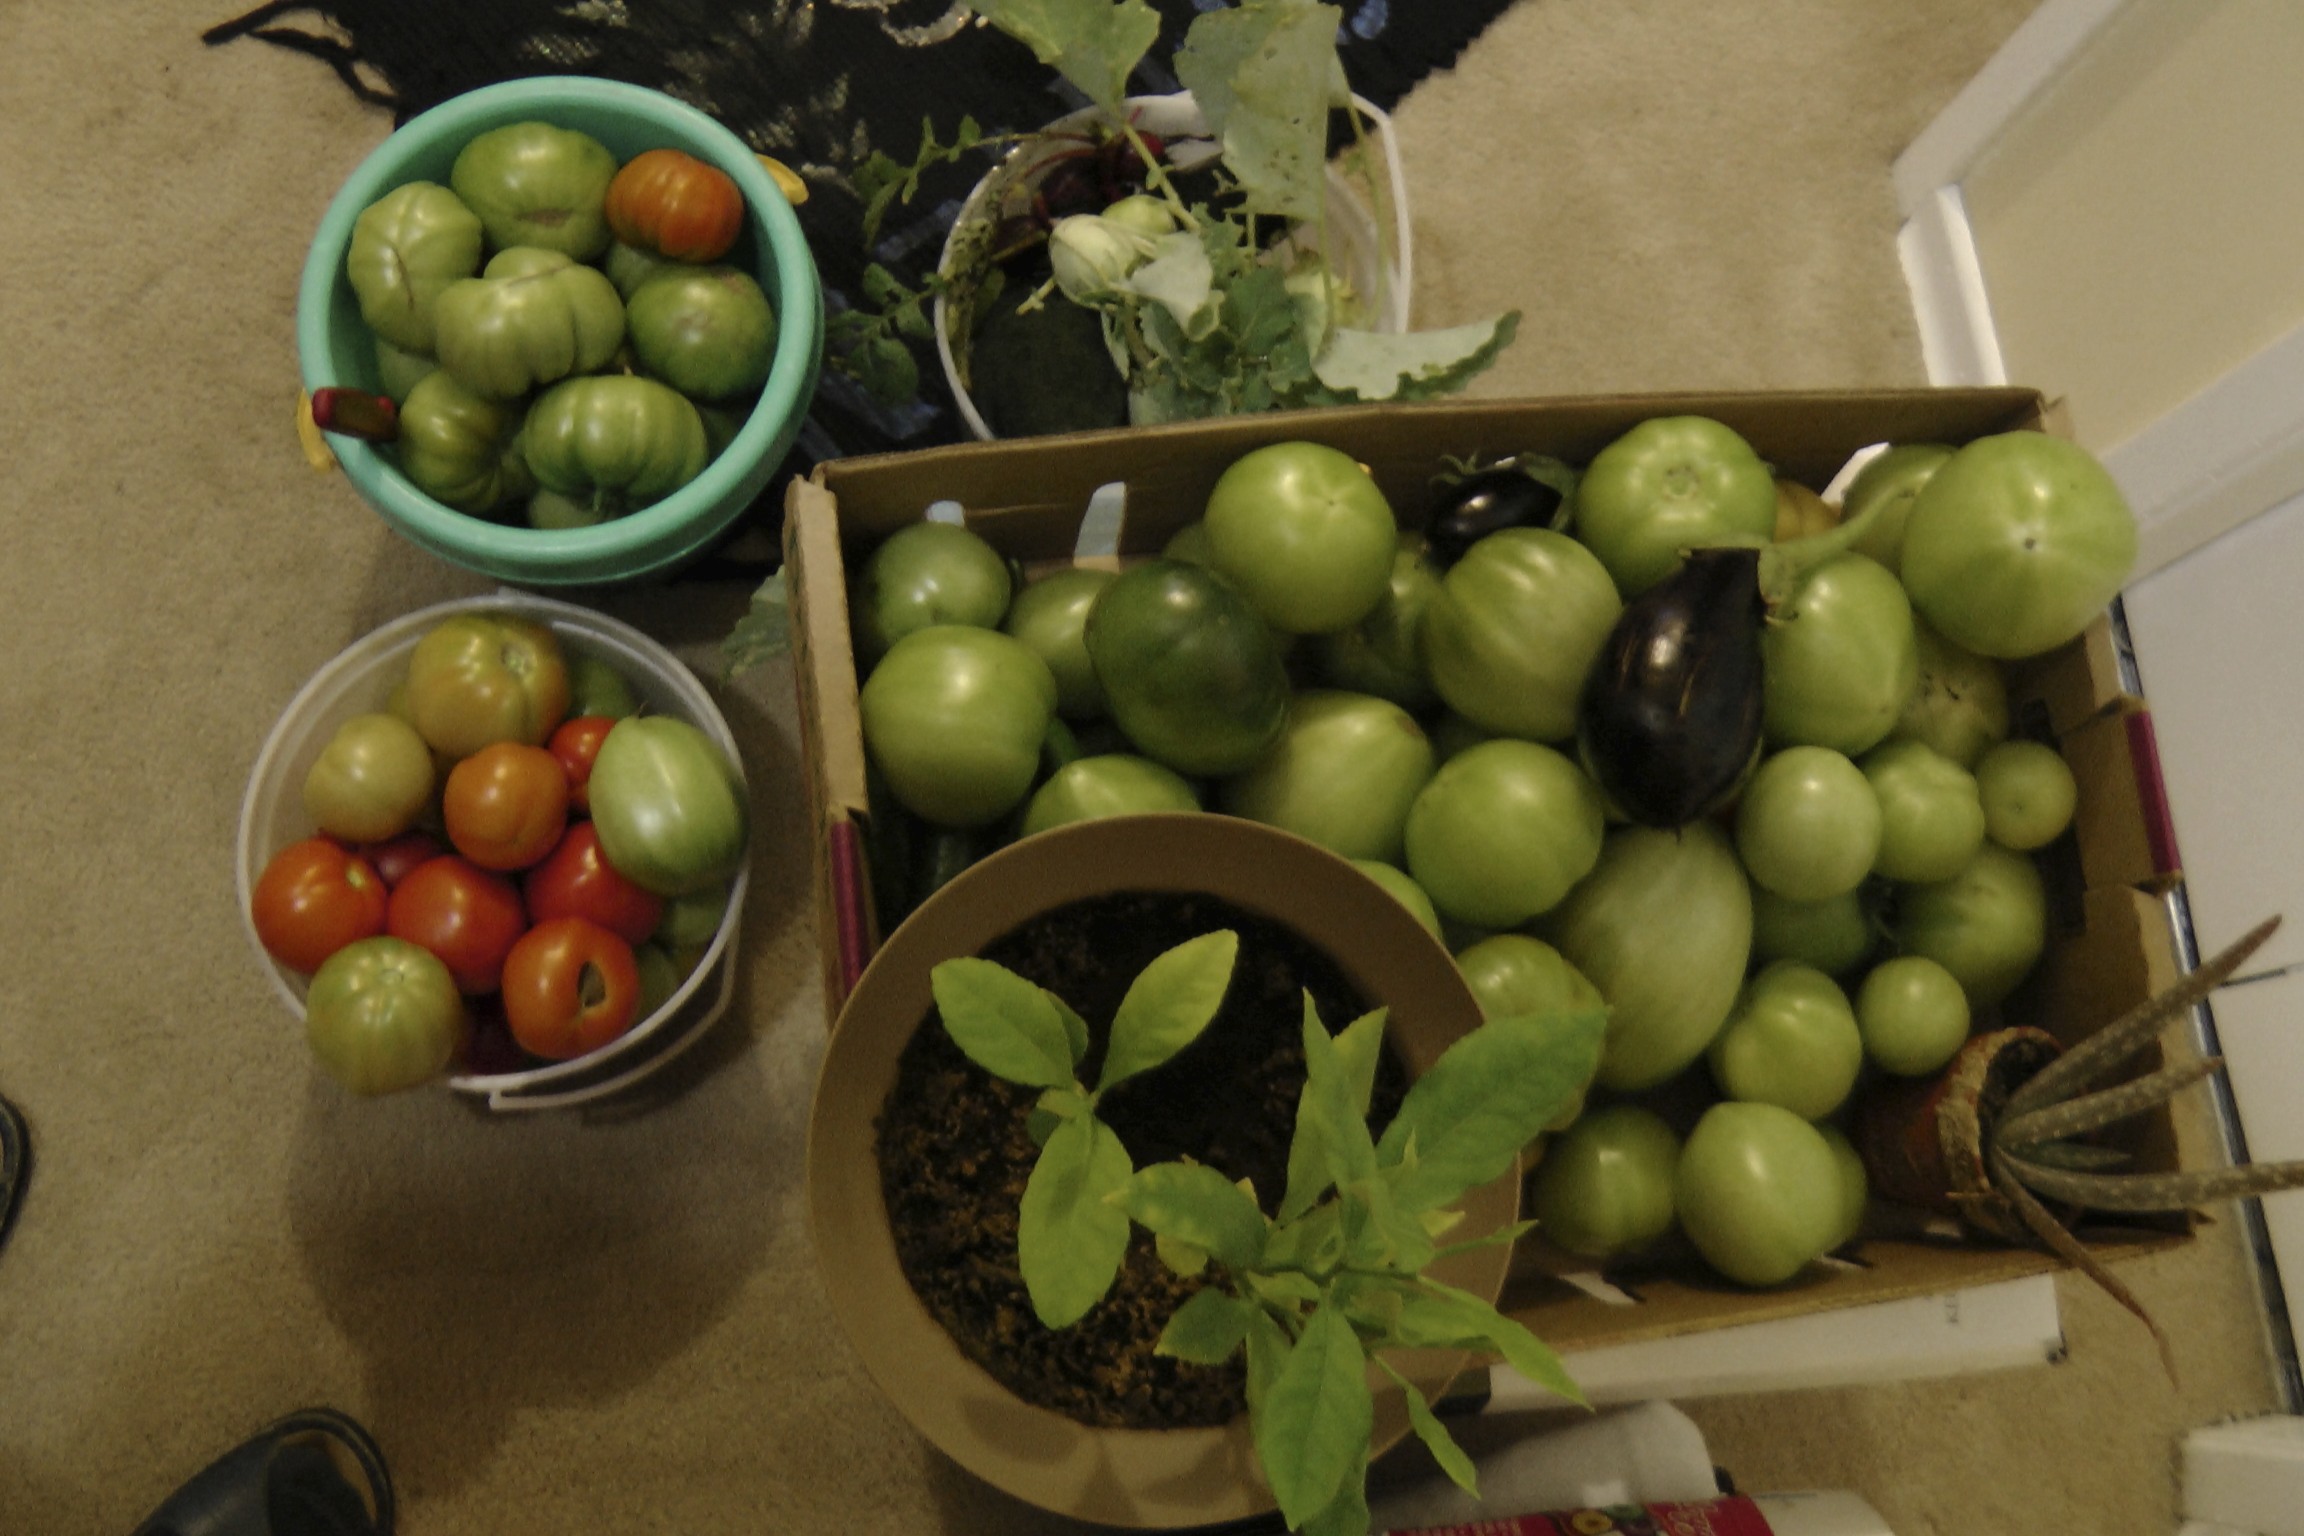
<box><xmin>404</xmin><ymin>613</ymin><xmax>571</xmax><ymax>758</ymax></box>
<box><xmin>432</xmin><ymin>247</ymin><xmax>625</xmax><ymax>399</ymax></box>
<box><xmin>449</xmin><ymin>120</ymin><xmax>618</xmax><ymax>259</ymax></box>
<box><xmin>443</xmin><ymin>742</ymin><xmax>570</xmax><ymax>871</ymax></box>
<box><xmin>344</xmin><ymin>181</ymin><xmax>483</xmax><ymax>354</ymax></box>
<box><xmin>501</xmin><ymin>917</ymin><xmax>643</xmax><ymax>1060</ymax></box>
<box><xmin>252</xmin><ymin>838</ymin><xmax>389</xmax><ymax>975</ymax></box>
<box><xmin>520</xmin><ymin>375</ymin><xmax>711</xmax><ymax>520</ymax></box>
<box><xmin>604</xmin><ymin>147</ymin><xmax>745</xmax><ymax>263</ymax></box>
<box><xmin>304</xmin><ymin>936</ymin><xmax>465</xmax><ymax>1096</ymax></box>
<box><xmin>386</xmin><ymin>855</ymin><xmax>528</xmax><ymax>995</ymax></box>
<box><xmin>625</xmin><ymin>266</ymin><xmax>777</xmax><ymax>400</ymax></box>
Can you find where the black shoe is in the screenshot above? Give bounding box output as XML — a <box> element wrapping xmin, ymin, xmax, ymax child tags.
<box><xmin>0</xmin><ymin>1093</ymin><xmax>27</xmax><ymax>1255</ymax></box>
<box><xmin>129</xmin><ymin>1408</ymin><xmax>394</xmax><ymax>1536</ymax></box>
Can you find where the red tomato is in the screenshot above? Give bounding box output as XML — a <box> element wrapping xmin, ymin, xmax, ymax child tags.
<box><xmin>548</xmin><ymin>715</ymin><xmax>617</xmax><ymax>813</ymax></box>
<box><xmin>443</xmin><ymin>742</ymin><xmax>570</xmax><ymax>872</ymax></box>
<box><xmin>501</xmin><ymin>917</ymin><xmax>643</xmax><ymax>1060</ymax></box>
<box><xmin>386</xmin><ymin>855</ymin><xmax>528</xmax><ymax>995</ymax></box>
<box><xmin>251</xmin><ymin>838</ymin><xmax>388</xmax><ymax>974</ymax></box>
<box><xmin>356</xmin><ymin>829</ymin><xmax>447</xmax><ymax>888</ymax></box>
<box><xmin>604</xmin><ymin>148</ymin><xmax>744</xmax><ymax>263</ymax></box>
<box><xmin>524</xmin><ymin>822</ymin><xmax>665</xmax><ymax>945</ymax></box>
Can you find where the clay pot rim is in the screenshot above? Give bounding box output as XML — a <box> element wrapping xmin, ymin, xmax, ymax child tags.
<box><xmin>804</xmin><ymin>812</ymin><xmax>1513</xmax><ymax>1529</ymax></box>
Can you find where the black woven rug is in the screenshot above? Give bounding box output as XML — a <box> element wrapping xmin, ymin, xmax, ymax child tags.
<box><xmin>206</xmin><ymin>1</ymin><xmax>1517</xmax><ymax>565</ymax></box>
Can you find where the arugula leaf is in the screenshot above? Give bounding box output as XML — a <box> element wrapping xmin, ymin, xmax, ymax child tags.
<box><xmin>974</xmin><ymin>0</ymin><xmax>1162</xmax><ymax>117</ymax></box>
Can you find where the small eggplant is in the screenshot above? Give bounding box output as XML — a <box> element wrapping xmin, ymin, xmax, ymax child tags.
<box><xmin>1423</xmin><ymin>455</ymin><xmax>1577</xmax><ymax>568</ymax></box>
<box><xmin>1576</xmin><ymin>546</ymin><xmax>1767</xmax><ymax>828</ymax></box>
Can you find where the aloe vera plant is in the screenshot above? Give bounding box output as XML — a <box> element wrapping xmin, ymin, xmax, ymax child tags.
<box><xmin>929</xmin><ymin>927</ymin><xmax>1603</xmax><ymax>1536</ymax></box>
<box><xmin>1860</xmin><ymin>913</ymin><xmax>2304</xmax><ymax>1377</ymax></box>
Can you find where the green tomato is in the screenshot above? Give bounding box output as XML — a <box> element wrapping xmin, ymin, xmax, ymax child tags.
<box><xmin>568</xmin><ymin>653</ymin><xmax>641</xmax><ymax>718</ymax></box>
<box><xmin>345</xmin><ymin>181</ymin><xmax>483</xmax><ymax>354</ymax></box>
<box><xmin>1841</xmin><ymin>443</ymin><xmax>1954</xmax><ymax>575</ymax></box>
<box><xmin>432</xmin><ymin>247</ymin><xmax>626</xmax><ymax>399</ymax></box>
<box><xmin>1816</xmin><ymin>1122</ymin><xmax>1870</xmax><ymax>1252</ymax></box>
<box><xmin>393</xmin><ymin>369</ymin><xmax>532</xmax><ymax>513</ymax></box>
<box><xmin>605</xmin><ymin>238</ymin><xmax>680</xmax><ymax>299</ymax></box>
<box><xmin>1750</xmin><ymin>886</ymin><xmax>1877</xmax><ymax>976</ymax></box>
<box><xmin>1314</xmin><ymin>534</ymin><xmax>1441</xmax><ymax>710</ymax></box>
<box><xmin>1431</xmin><ymin>711</ymin><xmax>1494</xmax><ymax>763</ymax></box>
<box><xmin>302</xmin><ymin>713</ymin><xmax>435</xmax><ymax>845</ymax></box>
<box><xmin>1674</xmin><ymin>1101</ymin><xmax>1845</xmax><ymax>1287</ymax></box>
<box><xmin>1975</xmin><ymin>739</ymin><xmax>2079</xmax><ymax>851</ymax></box>
<box><xmin>862</xmin><ymin>625</ymin><xmax>1057</xmax><ymax>829</ymax></box>
<box><xmin>448</xmin><ymin>120</ymin><xmax>618</xmax><ymax>259</ymax></box>
<box><xmin>655</xmin><ymin>883</ymin><xmax>732</xmax><ymax>951</ymax></box>
<box><xmin>587</xmin><ymin>716</ymin><xmax>750</xmax><ymax>897</ymax></box>
<box><xmin>1403</xmin><ymin>739</ymin><xmax>1606</xmax><ymax>930</ymax></box>
<box><xmin>520</xmin><ymin>375</ymin><xmax>710</xmax><ymax>520</ymax></box>
<box><xmin>304</xmin><ymin>936</ymin><xmax>465</xmax><ymax>1096</ymax></box>
<box><xmin>1538</xmin><ymin>821</ymin><xmax>1753</xmax><ymax>1093</ymax></box>
<box><xmin>373</xmin><ymin>335</ymin><xmax>437</xmax><ymax>402</ymax></box>
<box><xmin>1454</xmin><ymin>933</ymin><xmax>1604</xmax><ymax>1019</ymax></box>
<box><xmin>1020</xmin><ymin>754</ymin><xmax>1200</xmax><ymax>836</ymax></box>
<box><xmin>527</xmin><ymin>488</ymin><xmax>605</xmax><ymax>530</ymax></box>
<box><xmin>1892</xmin><ymin>615</ymin><xmax>2011</xmax><ymax>769</ymax></box>
<box><xmin>1422</xmin><ymin>527</ymin><xmax>1622</xmax><ymax>741</ymax></box>
<box><xmin>1899</xmin><ymin>431</ymin><xmax>2138</xmax><ymax>659</ymax></box>
<box><xmin>1761</xmin><ymin>552</ymin><xmax>1918</xmax><ymax>755</ymax></box>
<box><xmin>1734</xmin><ymin>746</ymin><xmax>1881</xmax><ymax>902</ymax></box>
<box><xmin>854</xmin><ymin>521</ymin><xmax>1015</xmax><ymax>667</ymax></box>
<box><xmin>1221</xmin><ymin>690</ymin><xmax>1435</xmax><ymax>864</ymax></box>
<box><xmin>1001</xmin><ymin>567</ymin><xmax>1112</xmax><ymax>719</ymax></box>
<box><xmin>1162</xmin><ymin>520</ymin><xmax>1213</xmax><ymax>565</ymax></box>
<box><xmin>1861</xmin><ymin>739</ymin><xmax>1986</xmax><ymax>884</ymax></box>
<box><xmin>1202</xmin><ymin>441</ymin><xmax>1398</xmax><ymax>633</ymax></box>
<box><xmin>1574</xmin><ymin>416</ymin><xmax>1778</xmax><ymax>597</ymax></box>
<box><xmin>1708</xmin><ymin>961</ymin><xmax>1864</xmax><ymax>1121</ymax></box>
<box><xmin>1528</xmin><ymin>1104</ymin><xmax>1681</xmax><ymax>1262</ymax></box>
<box><xmin>1084</xmin><ymin>559</ymin><xmax>1290</xmax><ymax>778</ymax></box>
<box><xmin>1889</xmin><ymin>841</ymin><xmax>2047</xmax><ymax>1008</ymax></box>
<box><xmin>1854</xmin><ymin>954</ymin><xmax>1971</xmax><ymax>1077</ymax></box>
<box><xmin>625</xmin><ymin>265</ymin><xmax>778</xmax><ymax>401</ymax></box>
<box><xmin>1351</xmin><ymin>860</ymin><xmax>1442</xmax><ymax>938</ymax></box>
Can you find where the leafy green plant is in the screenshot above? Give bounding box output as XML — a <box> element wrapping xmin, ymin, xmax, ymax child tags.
<box><xmin>928</xmin><ymin>928</ymin><xmax>1601</xmax><ymax>1535</ymax></box>
<box><xmin>827</xmin><ymin>0</ymin><xmax>1520</xmax><ymax>422</ymax></box>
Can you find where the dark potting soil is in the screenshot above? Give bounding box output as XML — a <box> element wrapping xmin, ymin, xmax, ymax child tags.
<box><xmin>876</xmin><ymin>890</ymin><xmax>1405</xmax><ymax>1430</ymax></box>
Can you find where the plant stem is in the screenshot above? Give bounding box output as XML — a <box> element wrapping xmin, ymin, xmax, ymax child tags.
<box><xmin>1118</xmin><ymin>119</ymin><xmax>1198</xmax><ymax>233</ymax></box>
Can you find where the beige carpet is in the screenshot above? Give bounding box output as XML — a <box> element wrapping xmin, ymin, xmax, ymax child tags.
<box><xmin>0</xmin><ymin>2</ymin><xmax>2281</xmax><ymax>1532</ymax></box>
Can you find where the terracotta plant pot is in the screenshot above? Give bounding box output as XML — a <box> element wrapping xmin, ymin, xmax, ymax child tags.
<box><xmin>805</xmin><ymin>813</ymin><xmax>1512</xmax><ymax>1529</ymax></box>
<box><xmin>1854</xmin><ymin>1025</ymin><xmax>2064</xmax><ymax>1244</ymax></box>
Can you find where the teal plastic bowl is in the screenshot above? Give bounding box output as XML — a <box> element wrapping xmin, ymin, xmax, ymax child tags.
<box><xmin>298</xmin><ymin>77</ymin><xmax>823</xmax><ymax>586</ymax></box>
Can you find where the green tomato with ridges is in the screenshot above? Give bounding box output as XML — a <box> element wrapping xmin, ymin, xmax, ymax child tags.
<box><xmin>520</xmin><ymin>375</ymin><xmax>710</xmax><ymax>521</ymax></box>
<box><xmin>448</xmin><ymin>120</ymin><xmax>618</xmax><ymax>259</ymax></box>
<box><xmin>345</xmin><ymin>181</ymin><xmax>484</xmax><ymax>354</ymax></box>
<box><xmin>432</xmin><ymin>247</ymin><xmax>626</xmax><ymax>399</ymax></box>
<box><xmin>393</xmin><ymin>369</ymin><xmax>532</xmax><ymax>513</ymax></box>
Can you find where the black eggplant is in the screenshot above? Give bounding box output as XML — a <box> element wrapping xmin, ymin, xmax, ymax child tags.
<box><xmin>1423</xmin><ymin>455</ymin><xmax>1578</xmax><ymax>568</ymax></box>
<box><xmin>1576</xmin><ymin>546</ymin><xmax>1768</xmax><ymax>828</ymax></box>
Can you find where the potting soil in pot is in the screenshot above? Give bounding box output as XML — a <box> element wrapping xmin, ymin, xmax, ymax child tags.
<box><xmin>876</xmin><ymin>890</ymin><xmax>1406</xmax><ymax>1429</ymax></box>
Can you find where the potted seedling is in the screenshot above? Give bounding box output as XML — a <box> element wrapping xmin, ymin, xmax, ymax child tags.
<box><xmin>807</xmin><ymin>814</ymin><xmax>1598</xmax><ymax>1533</ymax></box>
<box><xmin>826</xmin><ymin>0</ymin><xmax>1517</xmax><ymax>438</ymax></box>
<box><xmin>1857</xmin><ymin>913</ymin><xmax>2304</xmax><ymax>1379</ymax></box>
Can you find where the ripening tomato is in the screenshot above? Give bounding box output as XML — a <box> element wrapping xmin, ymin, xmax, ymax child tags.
<box><xmin>386</xmin><ymin>855</ymin><xmax>528</xmax><ymax>995</ymax></box>
<box><xmin>604</xmin><ymin>148</ymin><xmax>745</xmax><ymax>263</ymax></box>
<box><xmin>443</xmin><ymin>742</ymin><xmax>570</xmax><ymax>871</ymax></box>
<box><xmin>252</xmin><ymin>838</ymin><xmax>389</xmax><ymax>974</ymax></box>
<box><xmin>404</xmin><ymin>613</ymin><xmax>572</xmax><ymax>759</ymax></box>
<box><xmin>524</xmin><ymin>822</ymin><xmax>665</xmax><ymax>945</ymax></box>
<box><xmin>501</xmin><ymin>917</ymin><xmax>644</xmax><ymax>1060</ymax></box>
<box><xmin>547</xmin><ymin>715</ymin><xmax>617</xmax><ymax>812</ymax></box>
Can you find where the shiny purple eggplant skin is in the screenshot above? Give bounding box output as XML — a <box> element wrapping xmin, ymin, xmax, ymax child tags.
<box><xmin>1424</xmin><ymin>467</ymin><xmax>1569</xmax><ymax>568</ymax></box>
<box><xmin>1576</xmin><ymin>546</ymin><xmax>1767</xmax><ymax>828</ymax></box>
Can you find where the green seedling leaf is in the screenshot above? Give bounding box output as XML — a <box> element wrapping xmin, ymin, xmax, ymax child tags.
<box><xmin>1377</xmin><ymin>1009</ymin><xmax>1606</xmax><ymax>1212</ymax></box>
<box><xmin>1019</xmin><ymin>1114</ymin><xmax>1135</xmax><ymax>1328</ymax></box>
<box><xmin>1282</xmin><ymin>1002</ymin><xmax>1387</xmax><ymax>1219</ymax></box>
<box><xmin>1256</xmin><ymin>1302</ymin><xmax>1374</xmax><ymax>1530</ymax></box>
<box><xmin>1156</xmin><ymin>1231</ymin><xmax>1210</xmax><ymax>1277</ymax></box>
<box><xmin>1301</xmin><ymin>1447</ymin><xmax>1371</xmax><ymax>1536</ymax></box>
<box><xmin>1245</xmin><ymin>1305</ymin><xmax>1293</xmax><ymax>1424</ymax></box>
<box><xmin>1341</xmin><ymin>1175</ymin><xmax>1435</xmax><ymax>1274</ymax></box>
<box><xmin>1261</xmin><ymin>1201</ymin><xmax>1344</xmax><ymax>1276</ymax></box>
<box><xmin>721</xmin><ymin>568</ymin><xmax>792</xmax><ymax>679</ymax></box>
<box><xmin>932</xmin><ymin>957</ymin><xmax>1081</xmax><ymax>1089</ymax></box>
<box><xmin>1098</xmin><ymin>929</ymin><xmax>1239</xmax><ymax>1092</ymax></box>
<box><xmin>1156</xmin><ymin>1284</ymin><xmax>1259</xmax><ymax>1364</ymax></box>
<box><xmin>1331</xmin><ymin>1272</ymin><xmax>1403</xmax><ymax>1335</ymax></box>
<box><xmin>1433</xmin><ymin>1217</ymin><xmax>1538</xmax><ymax>1257</ymax></box>
<box><xmin>1377</xmin><ymin>1360</ymin><xmax>1478</xmax><ymax>1498</ymax></box>
<box><xmin>1123</xmin><ymin>1161</ymin><xmax>1269</xmax><ymax>1271</ymax></box>
<box><xmin>1418</xmin><ymin>1278</ymin><xmax>1588</xmax><ymax>1409</ymax></box>
<box><xmin>975</xmin><ymin>0</ymin><xmax>1162</xmax><ymax>116</ymax></box>
<box><xmin>1028</xmin><ymin>1084</ymin><xmax>1092</xmax><ymax>1147</ymax></box>
<box><xmin>1247</xmin><ymin>1268</ymin><xmax>1323</xmax><ymax>1310</ymax></box>
<box><xmin>1310</xmin><ymin>313</ymin><xmax>1523</xmax><ymax>404</ymax></box>
<box><xmin>1173</xmin><ymin>1</ymin><xmax>1339</xmax><ymax>222</ymax></box>
<box><xmin>1050</xmin><ymin>990</ymin><xmax>1092</xmax><ymax>1068</ymax></box>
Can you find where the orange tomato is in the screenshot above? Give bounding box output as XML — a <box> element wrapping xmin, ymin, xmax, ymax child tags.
<box><xmin>251</xmin><ymin>837</ymin><xmax>388</xmax><ymax>974</ymax></box>
<box><xmin>501</xmin><ymin>917</ymin><xmax>643</xmax><ymax>1060</ymax></box>
<box><xmin>604</xmin><ymin>148</ymin><xmax>744</xmax><ymax>263</ymax></box>
<box><xmin>442</xmin><ymin>742</ymin><xmax>570</xmax><ymax>872</ymax></box>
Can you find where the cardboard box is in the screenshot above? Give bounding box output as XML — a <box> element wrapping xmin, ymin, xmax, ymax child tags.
<box><xmin>783</xmin><ymin>387</ymin><xmax>2189</xmax><ymax>1352</ymax></box>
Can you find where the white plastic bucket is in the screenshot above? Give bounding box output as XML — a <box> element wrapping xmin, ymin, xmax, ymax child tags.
<box><xmin>933</xmin><ymin>91</ymin><xmax>1414</xmax><ymax>442</ymax></box>
<box><xmin>235</xmin><ymin>592</ymin><xmax>749</xmax><ymax>1112</ymax></box>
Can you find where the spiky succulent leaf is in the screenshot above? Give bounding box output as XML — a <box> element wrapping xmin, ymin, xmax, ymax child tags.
<box><xmin>1997</xmin><ymin>1055</ymin><xmax>2225</xmax><ymax>1150</ymax></box>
